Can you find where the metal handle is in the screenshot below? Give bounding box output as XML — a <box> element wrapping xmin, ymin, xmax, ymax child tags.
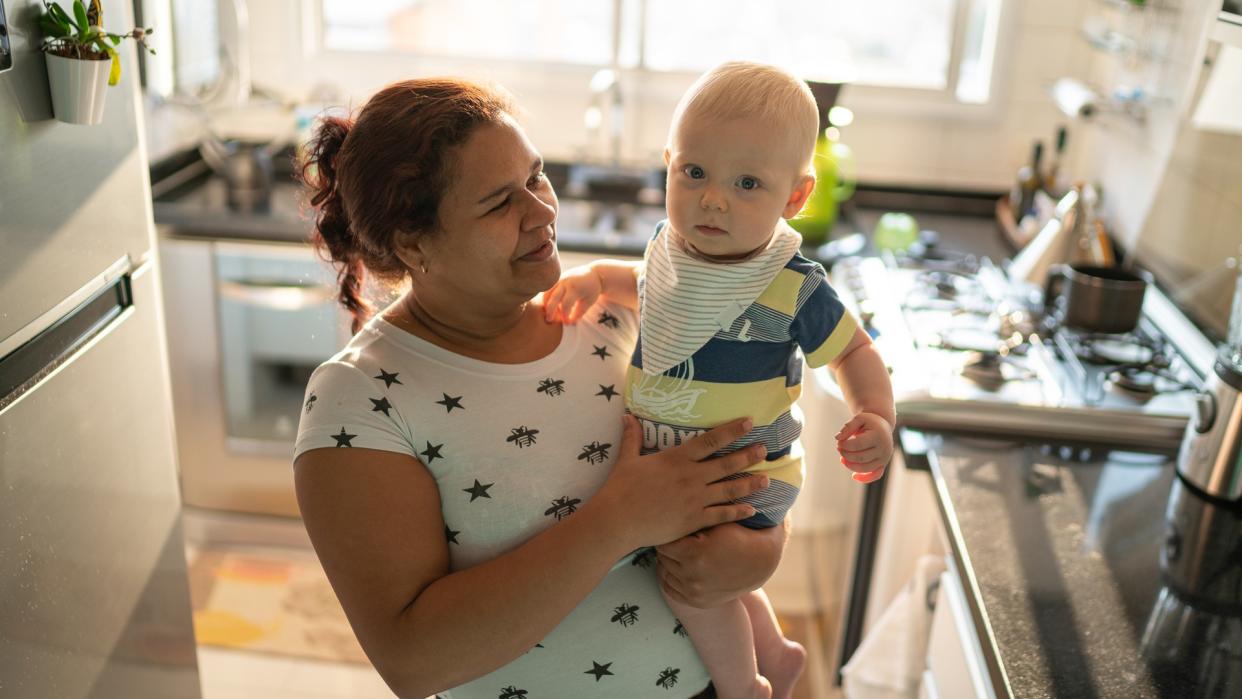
<box><xmin>218</xmin><ymin>279</ymin><xmax>335</xmax><ymax>311</ymax></box>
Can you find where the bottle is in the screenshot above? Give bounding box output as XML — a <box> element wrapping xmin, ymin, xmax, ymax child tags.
<box><xmin>789</xmin><ymin>86</ymin><xmax>856</xmax><ymax>247</ymax></box>
<box><xmin>1044</xmin><ymin>126</ymin><xmax>1069</xmax><ymax>198</ymax></box>
<box><xmin>1009</xmin><ymin>141</ymin><xmax>1044</xmax><ymax>221</ymax></box>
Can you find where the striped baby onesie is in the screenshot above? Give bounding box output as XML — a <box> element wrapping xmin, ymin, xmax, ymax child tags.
<box><xmin>629</xmin><ymin>222</ymin><xmax>857</xmax><ymax>528</ymax></box>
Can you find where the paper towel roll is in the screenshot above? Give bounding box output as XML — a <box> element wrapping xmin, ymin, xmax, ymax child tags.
<box><xmin>1052</xmin><ymin>78</ymin><xmax>1100</xmax><ymax>119</ymax></box>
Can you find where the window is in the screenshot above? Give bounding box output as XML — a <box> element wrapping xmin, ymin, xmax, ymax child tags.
<box><xmin>319</xmin><ymin>0</ymin><xmax>1002</xmax><ymax>102</ymax></box>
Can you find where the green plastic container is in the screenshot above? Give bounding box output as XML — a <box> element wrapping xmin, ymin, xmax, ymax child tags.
<box><xmin>873</xmin><ymin>212</ymin><xmax>919</xmax><ymax>253</ymax></box>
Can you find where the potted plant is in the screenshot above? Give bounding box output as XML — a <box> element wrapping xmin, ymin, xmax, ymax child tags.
<box><xmin>39</xmin><ymin>0</ymin><xmax>153</xmax><ymax>125</ymax></box>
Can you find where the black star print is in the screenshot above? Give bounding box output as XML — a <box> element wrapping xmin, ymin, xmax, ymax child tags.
<box><xmin>445</xmin><ymin>525</ymin><xmax>459</xmax><ymax>545</ymax></box>
<box><xmin>585</xmin><ymin>661</ymin><xmax>615</xmax><ymax>682</ymax></box>
<box><xmin>673</xmin><ymin>619</ymin><xmax>688</xmax><ymax>637</ymax></box>
<box><xmin>374</xmin><ymin>368</ymin><xmax>402</xmax><ymax>388</ymax></box>
<box><xmin>498</xmin><ymin>687</ymin><xmax>528</xmax><ymax>699</ymax></box>
<box><xmin>420</xmin><ymin>442</ymin><xmax>444</xmax><ymax>463</ymax></box>
<box><xmin>592</xmin><ymin>344</ymin><xmax>612</xmax><ymax>360</ymax></box>
<box><xmin>369</xmin><ymin>396</ymin><xmax>392</xmax><ymax>416</ymax></box>
<box><xmin>463</xmin><ymin>479</ymin><xmax>493</xmax><ymax>502</ymax></box>
<box><xmin>596</xmin><ymin>384</ymin><xmax>618</xmax><ymax>401</ymax></box>
<box><xmin>304</xmin><ymin>393</ymin><xmax>317</xmax><ymax>413</ymax></box>
<box><xmin>598</xmin><ymin>310</ymin><xmax>620</xmax><ymax>329</ymax></box>
<box><xmin>435</xmin><ymin>393</ymin><xmax>464</xmax><ymax>412</ymax></box>
<box><xmin>332</xmin><ymin>427</ymin><xmax>356</xmax><ymax>447</ymax></box>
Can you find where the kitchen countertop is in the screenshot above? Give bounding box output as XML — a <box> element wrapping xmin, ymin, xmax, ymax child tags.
<box><xmin>914</xmin><ymin>430</ymin><xmax>1240</xmax><ymax>698</ymax></box>
<box><xmin>148</xmin><ymin>149</ymin><xmax>1011</xmax><ymax>264</ymax></box>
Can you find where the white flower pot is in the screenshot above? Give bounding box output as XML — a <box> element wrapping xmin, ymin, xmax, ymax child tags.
<box><xmin>44</xmin><ymin>52</ymin><xmax>110</xmax><ymax>125</ymax></box>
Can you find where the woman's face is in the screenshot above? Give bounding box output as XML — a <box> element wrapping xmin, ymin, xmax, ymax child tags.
<box><xmin>419</xmin><ymin>114</ymin><xmax>560</xmax><ymax>310</ymax></box>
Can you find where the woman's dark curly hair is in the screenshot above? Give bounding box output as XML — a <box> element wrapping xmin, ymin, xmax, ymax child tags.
<box><xmin>298</xmin><ymin>78</ymin><xmax>514</xmax><ymax>332</ymax></box>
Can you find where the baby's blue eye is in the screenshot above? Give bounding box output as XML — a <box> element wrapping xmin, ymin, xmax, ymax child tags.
<box><xmin>737</xmin><ymin>176</ymin><xmax>760</xmax><ymax>191</ymax></box>
<box><xmin>684</xmin><ymin>165</ymin><xmax>706</xmax><ymax>179</ymax></box>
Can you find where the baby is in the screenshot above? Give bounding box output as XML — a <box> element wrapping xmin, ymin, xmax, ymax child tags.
<box><xmin>545</xmin><ymin>61</ymin><xmax>895</xmax><ymax>699</ymax></box>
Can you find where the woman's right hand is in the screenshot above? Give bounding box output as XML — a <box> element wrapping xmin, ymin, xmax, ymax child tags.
<box><xmin>591</xmin><ymin>415</ymin><xmax>769</xmax><ymax>549</ymax></box>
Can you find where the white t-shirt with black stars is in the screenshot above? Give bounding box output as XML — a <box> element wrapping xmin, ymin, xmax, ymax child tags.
<box><xmin>294</xmin><ymin>300</ymin><xmax>710</xmax><ymax>699</ymax></box>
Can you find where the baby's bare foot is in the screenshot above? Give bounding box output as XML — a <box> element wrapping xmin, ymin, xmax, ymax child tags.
<box><xmin>764</xmin><ymin>639</ymin><xmax>806</xmax><ymax>699</ymax></box>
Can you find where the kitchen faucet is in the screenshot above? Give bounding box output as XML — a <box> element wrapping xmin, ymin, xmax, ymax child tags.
<box><xmin>585</xmin><ymin>68</ymin><xmax>623</xmax><ymax>166</ymax></box>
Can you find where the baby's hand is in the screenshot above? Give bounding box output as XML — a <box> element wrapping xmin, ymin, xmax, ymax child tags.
<box><xmin>543</xmin><ymin>266</ymin><xmax>603</xmax><ymax>324</ymax></box>
<box><xmin>836</xmin><ymin>412</ymin><xmax>894</xmax><ymax>484</ymax></box>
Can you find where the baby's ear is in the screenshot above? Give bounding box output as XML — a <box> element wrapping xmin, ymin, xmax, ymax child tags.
<box><xmin>782</xmin><ymin>174</ymin><xmax>816</xmax><ymax>219</ymax></box>
<box><xmin>662</xmin><ymin>148</ymin><xmax>671</xmax><ymax>167</ymax></box>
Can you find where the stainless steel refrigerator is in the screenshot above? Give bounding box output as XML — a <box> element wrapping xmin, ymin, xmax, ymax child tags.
<box><xmin>0</xmin><ymin>0</ymin><xmax>201</xmax><ymax>696</ymax></box>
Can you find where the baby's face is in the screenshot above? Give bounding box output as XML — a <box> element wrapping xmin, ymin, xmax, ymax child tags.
<box><xmin>664</xmin><ymin>112</ymin><xmax>810</xmax><ymax>260</ymax></box>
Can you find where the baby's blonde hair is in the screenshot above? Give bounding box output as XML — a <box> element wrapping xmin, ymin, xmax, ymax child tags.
<box><xmin>668</xmin><ymin>61</ymin><xmax>820</xmax><ymax>173</ymax></box>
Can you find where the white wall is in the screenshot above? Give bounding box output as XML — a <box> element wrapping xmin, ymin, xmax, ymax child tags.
<box><xmin>153</xmin><ymin>0</ymin><xmax>1098</xmax><ymax>192</ymax></box>
<box><xmin>1074</xmin><ymin>1</ymin><xmax>1242</xmax><ymax>338</ymax></box>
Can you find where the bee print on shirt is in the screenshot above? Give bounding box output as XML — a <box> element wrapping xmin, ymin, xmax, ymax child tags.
<box><xmin>507</xmin><ymin>426</ymin><xmax>539</xmax><ymax>448</ymax></box>
<box><xmin>544</xmin><ymin>496</ymin><xmax>581</xmax><ymax>521</ymax></box>
<box><xmin>611</xmin><ymin>603</ymin><xmax>640</xmax><ymax>627</ymax></box>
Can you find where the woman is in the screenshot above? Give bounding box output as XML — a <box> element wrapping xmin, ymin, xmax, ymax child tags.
<box><xmin>293</xmin><ymin>78</ymin><xmax>790</xmax><ymax>699</ymax></box>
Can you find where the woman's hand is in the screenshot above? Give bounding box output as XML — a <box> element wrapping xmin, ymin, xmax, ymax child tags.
<box><xmin>836</xmin><ymin>411</ymin><xmax>894</xmax><ymax>483</ymax></box>
<box><xmin>656</xmin><ymin>519</ymin><xmax>789</xmax><ymax>608</ymax></box>
<box><xmin>543</xmin><ymin>265</ymin><xmax>603</xmax><ymax>324</ymax></box>
<box><xmin>590</xmin><ymin>415</ymin><xmax>769</xmax><ymax>551</ymax></box>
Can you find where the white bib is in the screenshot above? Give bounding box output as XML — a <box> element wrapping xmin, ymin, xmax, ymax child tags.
<box><xmin>639</xmin><ymin>221</ymin><xmax>802</xmax><ymax>375</ymax></box>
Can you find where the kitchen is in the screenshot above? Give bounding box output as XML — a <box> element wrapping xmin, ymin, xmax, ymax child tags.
<box><xmin>2</xmin><ymin>0</ymin><xmax>1241</xmax><ymax>697</ymax></box>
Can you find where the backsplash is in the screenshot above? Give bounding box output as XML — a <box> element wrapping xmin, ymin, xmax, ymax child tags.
<box><xmin>1079</xmin><ymin>0</ymin><xmax>1242</xmax><ymax>343</ymax></box>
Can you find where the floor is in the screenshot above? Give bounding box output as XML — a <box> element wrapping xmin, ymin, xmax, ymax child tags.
<box><xmin>183</xmin><ymin>508</ymin><xmax>847</xmax><ymax>699</ymax></box>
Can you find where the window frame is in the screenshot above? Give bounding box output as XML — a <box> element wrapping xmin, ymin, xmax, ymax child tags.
<box><xmin>298</xmin><ymin>0</ymin><xmax>1016</xmax><ymax>121</ymax></box>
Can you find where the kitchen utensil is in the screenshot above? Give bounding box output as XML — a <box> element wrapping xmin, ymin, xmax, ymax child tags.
<box><xmin>198</xmin><ymin>135</ymin><xmax>282</xmax><ymax>212</ymax></box>
<box><xmin>1177</xmin><ymin>263</ymin><xmax>1242</xmax><ymax>502</ymax></box>
<box><xmin>1140</xmin><ymin>476</ymin><xmax>1242</xmax><ymax>692</ymax></box>
<box><xmin>1043</xmin><ymin>263</ymin><xmax>1150</xmax><ymax>334</ymax></box>
<box><xmin>1007</xmin><ymin>188</ymin><xmax>1080</xmax><ymax>287</ymax></box>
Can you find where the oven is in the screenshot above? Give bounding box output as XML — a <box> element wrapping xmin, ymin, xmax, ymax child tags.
<box><xmin>160</xmin><ymin>235</ymin><xmax>353</xmax><ymax>517</ymax></box>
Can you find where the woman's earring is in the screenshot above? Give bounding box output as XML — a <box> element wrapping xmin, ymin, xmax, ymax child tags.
<box><xmin>420</xmin><ymin>262</ymin><xmax>428</xmax><ymax>275</ymax></box>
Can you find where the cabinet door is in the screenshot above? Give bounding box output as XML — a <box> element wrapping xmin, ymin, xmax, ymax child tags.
<box><xmin>923</xmin><ymin>564</ymin><xmax>995</xmax><ymax>699</ymax></box>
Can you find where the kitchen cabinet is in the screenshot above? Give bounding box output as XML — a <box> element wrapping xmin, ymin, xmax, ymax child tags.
<box><xmin>921</xmin><ymin>559</ymin><xmax>995</xmax><ymax>699</ymax></box>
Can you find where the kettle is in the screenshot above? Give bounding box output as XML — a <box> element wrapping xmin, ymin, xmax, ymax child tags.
<box><xmin>198</xmin><ymin>135</ymin><xmax>282</xmax><ymax>212</ymax></box>
<box><xmin>1177</xmin><ymin>263</ymin><xmax>1242</xmax><ymax>501</ymax></box>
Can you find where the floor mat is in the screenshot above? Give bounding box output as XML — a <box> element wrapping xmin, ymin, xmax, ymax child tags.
<box><xmin>186</xmin><ymin>547</ymin><xmax>369</xmax><ymax>665</ymax></box>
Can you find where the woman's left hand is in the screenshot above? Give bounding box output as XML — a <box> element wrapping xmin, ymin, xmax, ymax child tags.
<box><xmin>655</xmin><ymin>519</ymin><xmax>789</xmax><ymax>609</ymax></box>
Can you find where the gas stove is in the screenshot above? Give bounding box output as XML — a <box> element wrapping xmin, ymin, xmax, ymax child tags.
<box><xmin>832</xmin><ymin>256</ymin><xmax>1203</xmax><ymax>448</ymax></box>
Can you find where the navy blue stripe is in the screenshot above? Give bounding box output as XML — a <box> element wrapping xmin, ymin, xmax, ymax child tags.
<box><xmin>631</xmin><ymin>334</ymin><xmax>800</xmax><ymax>383</ymax></box>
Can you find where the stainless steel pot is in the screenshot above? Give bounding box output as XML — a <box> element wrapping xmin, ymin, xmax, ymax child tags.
<box><xmin>1044</xmin><ymin>263</ymin><xmax>1151</xmax><ymax>334</ymax></box>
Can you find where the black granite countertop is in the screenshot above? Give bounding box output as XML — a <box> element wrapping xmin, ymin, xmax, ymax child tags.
<box><xmin>916</xmin><ymin>430</ymin><xmax>1242</xmax><ymax>698</ymax></box>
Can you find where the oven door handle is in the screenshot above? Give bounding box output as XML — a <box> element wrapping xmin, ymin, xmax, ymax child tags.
<box><xmin>218</xmin><ymin>279</ymin><xmax>336</xmax><ymax>311</ymax></box>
